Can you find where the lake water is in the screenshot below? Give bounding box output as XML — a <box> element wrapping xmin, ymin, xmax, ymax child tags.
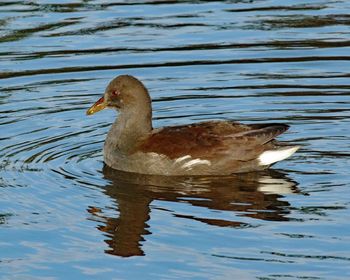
<box><xmin>1</xmin><ymin>0</ymin><xmax>350</xmax><ymax>279</ymax></box>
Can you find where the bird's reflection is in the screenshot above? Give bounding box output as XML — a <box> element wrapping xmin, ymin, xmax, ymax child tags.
<box><xmin>87</xmin><ymin>166</ymin><xmax>303</xmax><ymax>257</ymax></box>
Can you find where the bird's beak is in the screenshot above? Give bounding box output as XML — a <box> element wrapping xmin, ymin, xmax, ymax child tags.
<box><xmin>86</xmin><ymin>96</ymin><xmax>107</xmax><ymax>115</ymax></box>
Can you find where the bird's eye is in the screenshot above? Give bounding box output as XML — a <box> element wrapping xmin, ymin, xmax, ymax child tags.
<box><xmin>112</xmin><ymin>90</ymin><xmax>120</xmax><ymax>97</ymax></box>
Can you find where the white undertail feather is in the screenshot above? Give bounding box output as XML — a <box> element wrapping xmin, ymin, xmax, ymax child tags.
<box><xmin>258</xmin><ymin>146</ymin><xmax>300</xmax><ymax>166</ymax></box>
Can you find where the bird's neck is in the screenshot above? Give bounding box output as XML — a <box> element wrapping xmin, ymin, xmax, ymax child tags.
<box><xmin>105</xmin><ymin>105</ymin><xmax>152</xmax><ymax>154</ymax></box>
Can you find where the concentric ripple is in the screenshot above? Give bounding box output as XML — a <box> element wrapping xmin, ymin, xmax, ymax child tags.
<box><xmin>1</xmin><ymin>0</ymin><xmax>350</xmax><ymax>279</ymax></box>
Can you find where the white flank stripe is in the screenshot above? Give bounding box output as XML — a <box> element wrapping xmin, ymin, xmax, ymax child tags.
<box><xmin>174</xmin><ymin>155</ymin><xmax>192</xmax><ymax>163</ymax></box>
<box><xmin>182</xmin><ymin>159</ymin><xmax>211</xmax><ymax>169</ymax></box>
<box><xmin>258</xmin><ymin>146</ymin><xmax>300</xmax><ymax>166</ymax></box>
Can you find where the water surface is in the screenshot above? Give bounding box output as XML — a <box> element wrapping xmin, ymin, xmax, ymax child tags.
<box><xmin>1</xmin><ymin>0</ymin><xmax>350</xmax><ymax>279</ymax></box>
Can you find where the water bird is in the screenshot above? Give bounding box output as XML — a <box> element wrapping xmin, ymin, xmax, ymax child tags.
<box><xmin>87</xmin><ymin>75</ymin><xmax>299</xmax><ymax>175</ymax></box>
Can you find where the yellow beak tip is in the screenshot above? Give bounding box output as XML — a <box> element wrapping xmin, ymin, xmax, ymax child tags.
<box><xmin>86</xmin><ymin>96</ymin><xmax>106</xmax><ymax>116</ymax></box>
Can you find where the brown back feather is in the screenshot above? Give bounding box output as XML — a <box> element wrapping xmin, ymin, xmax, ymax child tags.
<box><xmin>138</xmin><ymin>121</ymin><xmax>289</xmax><ymax>160</ymax></box>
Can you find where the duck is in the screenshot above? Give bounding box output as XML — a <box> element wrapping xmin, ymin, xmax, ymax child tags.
<box><xmin>87</xmin><ymin>75</ymin><xmax>299</xmax><ymax>176</ymax></box>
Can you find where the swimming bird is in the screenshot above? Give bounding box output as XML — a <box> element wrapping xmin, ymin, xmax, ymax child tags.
<box><xmin>87</xmin><ymin>75</ymin><xmax>299</xmax><ymax>176</ymax></box>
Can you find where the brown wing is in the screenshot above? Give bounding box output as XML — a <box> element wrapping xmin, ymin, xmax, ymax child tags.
<box><xmin>230</xmin><ymin>123</ymin><xmax>289</xmax><ymax>145</ymax></box>
<box><xmin>137</xmin><ymin>121</ymin><xmax>289</xmax><ymax>160</ymax></box>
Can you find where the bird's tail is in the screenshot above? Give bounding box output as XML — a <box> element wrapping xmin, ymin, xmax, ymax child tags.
<box><xmin>258</xmin><ymin>146</ymin><xmax>300</xmax><ymax>166</ymax></box>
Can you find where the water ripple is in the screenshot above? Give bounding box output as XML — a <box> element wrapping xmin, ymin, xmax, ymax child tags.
<box><xmin>1</xmin><ymin>0</ymin><xmax>350</xmax><ymax>278</ymax></box>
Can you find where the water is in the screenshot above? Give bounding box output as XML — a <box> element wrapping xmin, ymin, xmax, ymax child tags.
<box><xmin>1</xmin><ymin>0</ymin><xmax>350</xmax><ymax>279</ymax></box>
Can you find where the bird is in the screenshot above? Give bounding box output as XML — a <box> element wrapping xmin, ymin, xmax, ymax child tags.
<box><xmin>86</xmin><ymin>75</ymin><xmax>299</xmax><ymax>176</ymax></box>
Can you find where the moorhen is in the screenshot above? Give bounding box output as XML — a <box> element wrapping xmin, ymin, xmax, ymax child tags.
<box><xmin>87</xmin><ymin>75</ymin><xmax>299</xmax><ymax>175</ymax></box>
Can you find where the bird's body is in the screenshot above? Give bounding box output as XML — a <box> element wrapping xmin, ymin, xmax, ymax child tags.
<box><xmin>87</xmin><ymin>75</ymin><xmax>299</xmax><ymax>176</ymax></box>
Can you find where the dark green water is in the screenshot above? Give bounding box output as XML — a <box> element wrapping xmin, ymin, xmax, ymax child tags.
<box><xmin>1</xmin><ymin>0</ymin><xmax>350</xmax><ymax>279</ymax></box>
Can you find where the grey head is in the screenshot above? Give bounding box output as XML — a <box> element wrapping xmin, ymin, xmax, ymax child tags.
<box><xmin>87</xmin><ymin>75</ymin><xmax>152</xmax><ymax>115</ymax></box>
<box><xmin>104</xmin><ymin>75</ymin><xmax>151</xmax><ymax>111</ymax></box>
